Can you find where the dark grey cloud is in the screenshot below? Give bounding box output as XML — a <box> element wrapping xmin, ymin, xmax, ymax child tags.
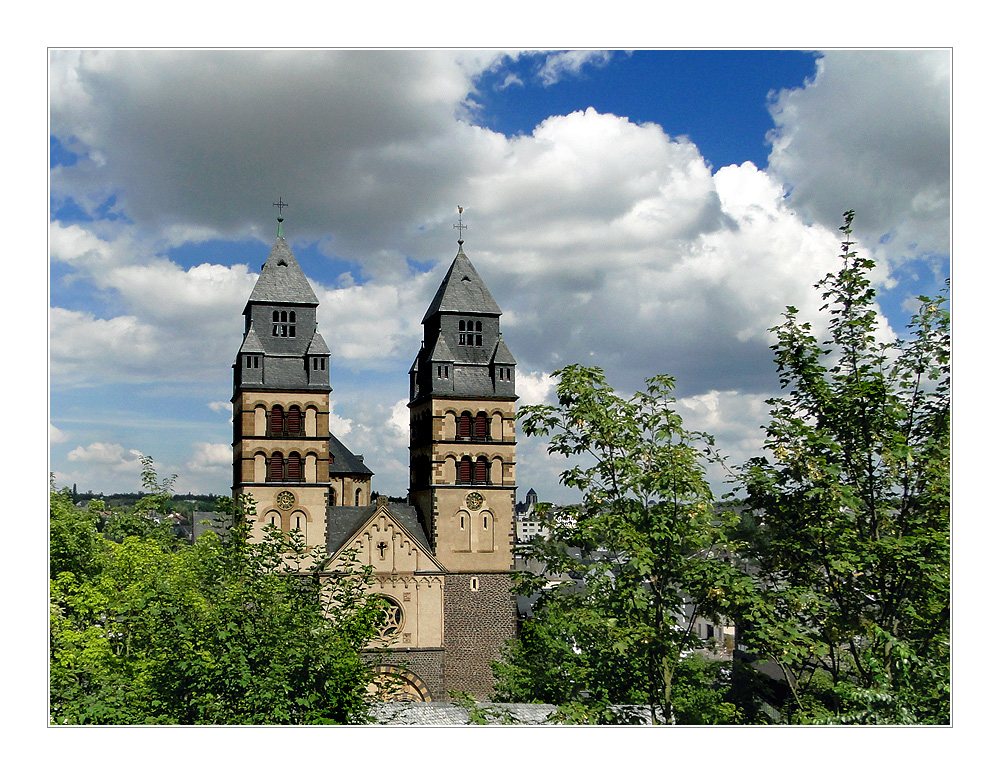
<box><xmin>767</xmin><ymin>49</ymin><xmax>951</xmax><ymax>261</ymax></box>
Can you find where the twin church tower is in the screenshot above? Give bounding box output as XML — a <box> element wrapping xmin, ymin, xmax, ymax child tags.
<box><xmin>231</xmin><ymin>209</ymin><xmax>517</xmax><ymax>700</ymax></box>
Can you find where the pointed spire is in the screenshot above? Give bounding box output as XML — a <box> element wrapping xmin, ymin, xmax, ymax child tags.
<box><xmin>244</xmin><ymin>223</ymin><xmax>319</xmax><ymax>313</ymax></box>
<box><xmin>421</xmin><ymin>248</ymin><xmax>502</xmax><ymax>323</ymax></box>
<box><xmin>422</xmin><ymin>207</ymin><xmax>501</xmax><ymax>323</ymax></box>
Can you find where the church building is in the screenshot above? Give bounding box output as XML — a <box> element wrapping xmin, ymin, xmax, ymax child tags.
<box><xmin>231</xmin><ymin>210</ymin><xmax>517</xmax><ymax>701</ymax></box>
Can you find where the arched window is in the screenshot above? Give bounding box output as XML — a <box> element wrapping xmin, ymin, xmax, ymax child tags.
<box><xmin>286</xmin><ymin>452</ymin><xmax>302</xmax><ymax>481</ymax></box>
<box><xmin>355</xmin><ymin>488</ymin><xmax>362</xmax><ymax>506</ymax></box>
<box><xmin>269</xmin><ymin>406</ymin><xmax>284</xmax><ymax>435</ymax></box>
<box><xmin>268</xmin><ymin>452</ymin><xmax>284</xmax><ymax>482</ymax></box>
<box><xmin>474</xmin><ymin>456</ymin><xmax>489</xmax><ymax>485</ymax></box>
<box><xmin>285</xmin><ymin>406</ymin><xmax>302</xmax><ymax>435</ymax></box>
<box><xmin>457</xmin><ymin>412</ymin><xmax>472</xmax><ymax>439</ymax></box>
<box><xmin>473</xmin><ymin>412</ymin><xmax>488</xmax><ymax>441</ymax></box>
<box><xmin>457</xmin><ymin>456</ymin><xmax>472</xmax><ymax>485</ymax></box>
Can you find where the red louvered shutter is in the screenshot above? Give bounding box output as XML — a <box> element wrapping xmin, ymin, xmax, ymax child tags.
<box><xmin>269</xmin><ymin>407</ymin><xmax>284</xmax><ymax>435</ymax></box>
<box><xmin>474</xmin><ymin>457</ymin><xmax>488</xmax><ymax>484</ymax></box>
<box><xmin>286</xmin><ymin>453</ymin><xmax>302</xmax><ymax>481</ymax></box>
<box><xmin>458</xmin><ymin>457</ymin><xmax>471</xmax><ymax>484</ymax></box>
<box><xmin>269</xmin><ymin>452</ymin><xmax>284</xmax><ymax>481</ymax></box>
<box><xmin>458</xmin><ymin>413</ymin><xmax>472</xmax><ymax>438</ymax></box>
<box><xmin>286</xmin><ymin>406</ymin><xmax>302</xmax><ymax>435</ymax></box>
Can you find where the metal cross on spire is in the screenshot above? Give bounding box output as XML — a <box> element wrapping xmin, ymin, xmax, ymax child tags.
<box><xmin>454</xmin><ymin>205</ymin><xmax>467</xmax><ymax>245</ymax></box>
<box><xmin>273</xmin><ymin>197</ymin><xmax>289</xmax><ymax>238</ymax></box>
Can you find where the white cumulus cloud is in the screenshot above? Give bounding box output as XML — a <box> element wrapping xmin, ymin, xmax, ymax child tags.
<box><xmin>188</xmin><ymin>442</ymin><xmax>231</xmax><ymax>470</ymax></box>
<box><xmin>67</xmin><ymin>442</ymin><xmax>144</xmax><ymax>472</ymax></box>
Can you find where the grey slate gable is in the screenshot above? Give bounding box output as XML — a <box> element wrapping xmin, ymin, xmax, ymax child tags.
<box><xmin>238</xmin><ymin>325</ymin><xmax>265</xmax><ymax>354</ymax></box>
<box><xmin>326</xmin><ymin>502</ymin><xmax>434</xmax><ymax>557</ymax></box>
<box><xmin>491</xmin><ymin>336</ymin><xmax>516</xmax><ymax>366</ymax></box>
<box><xmin>307</xmin><ymin>330</ymin><xmax>331</xmax><ymax>355</ymax></box>
<box><xmin>329</xmin><ymin>433</ymin><xmax>374</xmax><ymax>476</ymax></box>
<box><xmin>428</xmin><ymin>331</ymin><xmax>455</xmax><ymax>362</ymax></box>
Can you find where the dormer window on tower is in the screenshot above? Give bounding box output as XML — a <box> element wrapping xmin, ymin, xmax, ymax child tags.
<box><xmin>272</xmin><ymin>310</ymin><xmax>296</xmax><ymax>337</ymax></box>
<box><xmin>458</xmin><ymin>319</ymin><xmax>482</xmax><ymax>347</ymax></box>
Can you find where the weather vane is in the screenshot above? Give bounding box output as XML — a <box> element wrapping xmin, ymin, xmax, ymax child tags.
<box><xmin>454</xmin><ymin>205</ymin><xmax>467</xmax><ymax>245</ymax></box>
<box><xmin>273</xmin><ymin>196</ymin><xmax>289</xmax><ymax>237</ymax></box>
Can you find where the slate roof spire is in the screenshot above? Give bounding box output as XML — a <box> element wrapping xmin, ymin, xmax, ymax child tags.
<box><xmin>421</xmin><ymin>218</ymin><xmax>502</xmax><ymax>325</ymax></box>
<box><xmin>243</xmin><ymin>232</ymin><xmax>319</xmax><ymax>314</ymax></box>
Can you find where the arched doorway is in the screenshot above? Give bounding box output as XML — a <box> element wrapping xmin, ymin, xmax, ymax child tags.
<box><xmin>367</xmin><ymin>665</ymin><xmax>433</xmax><ymax>702</ymax></box>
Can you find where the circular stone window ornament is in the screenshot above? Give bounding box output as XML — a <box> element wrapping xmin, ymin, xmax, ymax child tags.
<box><xmin>376</xmin><ymin>596</ymin><xmax>404</xmax><ymax>639</ymax></box>
<box><xmin>275</xmin><ymin>490</ymin><xmax>296</xmax><ymax>510</ymax></box>
<box><xmin>465</xmin><ymin>492</ymin><xmax>484</xmax><ymax>510</ymax></box>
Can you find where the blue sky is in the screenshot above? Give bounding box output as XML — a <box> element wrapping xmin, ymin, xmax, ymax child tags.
<box><xmin>48</xmin><ymin>49</ymin><xmax>951</xmax><ymax>502</ymax></box>
<box><xmin>473</xmin><ymin>50</ymin><xmax>818</xmax><ymax>170</ymax></box>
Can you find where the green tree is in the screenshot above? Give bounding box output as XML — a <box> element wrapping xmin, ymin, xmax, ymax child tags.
<box><xmin>737</xmin><ymin>211</ymin><xmax>950</xmax><ymax>724</ymax></box>
<box><xmin>100</xmin><ymin>456</ymin><xmax>179</xmax><ymax>547</ymax></box>
<box><xmin>50</xmin><ymin>486</ymin><xmax>102</xmax><ymax>579</ymax></box>
<box><xmin>50</xmin><ymin>473</ymin><xmax>386</xmax><ymax>724</ymax></box>
<box><xmin>494</xmin><ymin>366</ymin><xmax>749</xmax><ymax>723</ymax></box>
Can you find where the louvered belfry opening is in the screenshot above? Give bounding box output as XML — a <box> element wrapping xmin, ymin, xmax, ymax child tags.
<box><xmin>473</xmin><ymin>412</ymin><xmax>488</xmax><ymax>441</ymax></box>
<box><xmin>269</xmin><ymin>407</ymin><xmax>284</xmax><ymax>435</ymax></box>
<box><xmin>474</xmin><ymin>456</ymin><xmax>489</xmax><ymax>485</ymax></box>
<box><xmin>457</xmin><ymin>456</ymin><xmax>472</xmax><ymax>485</ymax></box>
<box><xmin>285</xmin><ymin>406</ymin><xmax>302</xmax><ymax>435</ymax></box>
<box><xmin>286</xmin><ymin>452</ymin><xmax>302</xmax><ymax>481</ymax></box>
<box><xmin>458</xmin><ymin>412</ymin><xmax>472</xmax><ymax>439</ymax></box>
<box><xmin>268</xmin><ymin>452</ymin><xmax>284</xmax><ymax>482</ymax></box>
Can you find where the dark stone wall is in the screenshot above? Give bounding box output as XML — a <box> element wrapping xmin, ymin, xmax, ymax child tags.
<box><xmin>364</xmin><ymin>648</ymin><xmax>446</xmax><ymax>701</ymax></box>
<box><xmin>443</xmin><ymin>573</ymin><xmax>517</xmax><ymax>699</ymax></box>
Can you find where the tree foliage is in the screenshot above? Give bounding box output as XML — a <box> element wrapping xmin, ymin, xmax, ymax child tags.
<box><xmin>493</xmin><ymin>211</ymin><xmax>949</xmax><ymax>725</ymax></box>
<box><xmin>49</xmin><ymin>468</ymin><xmax>385</xmax><ymax>724</ymax></box>
<box><xmin>736</xmin><ymin>211</ymin><xmax>950</xmax><ymax>723</ymax></box>
<box><xmin>494</xmin><ymin>367</ymin><xmax>748</xmax><ymax>723</ymax></box>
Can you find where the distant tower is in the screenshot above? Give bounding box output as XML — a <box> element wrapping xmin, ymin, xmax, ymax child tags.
<box><xmin>408</xmin><ymin>208</ymin><xmax>518</xmax><ymax>696</ymax></box>
<box><xmin>232</xmin><ymin>204</ymin><xmax>334</xmax><ymax>548</ymax></box>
